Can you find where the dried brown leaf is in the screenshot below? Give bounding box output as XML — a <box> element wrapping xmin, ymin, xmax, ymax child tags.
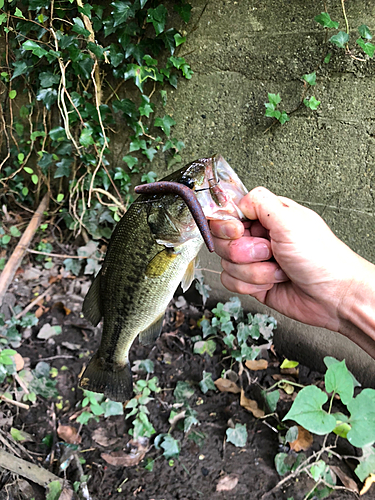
<box><xmin>214</xmin><ymin>378</ymin><xmax>241</xmax><ymax>394</ymax></box>
<box><xmin>57</xmin><ymin>425</ymin><xmax>82</xmax><ymax>445</ymax></box>
<box><xmin>330</xmin><ymin>466</ymin><xmax>358</xmax><ymax>493</ymax></box>
<box><xmin>360</xmin><ymin>473</ymin><xmax>375</xmax><ymax>495</ymax></box>
<box><xmin>92</xmin><ymin>427</ymin><xmax>120</xmax><ymax>447</ymax></box>
<box><xmin>289</xmin><ymin>426</ymin><xmax>313</xmax><ymax>452</ymax></box>
<box><xmin>240</xmin><ymin>389</ymin><xmax>265</xmax><ymax>418</ymax></box>
<box><xmin>13</xmin><ymin>353</ymin><xmax>24</xmax><ymax>372</ymax></box>
<box><xmin>245</xmin><ymin>359</ymin><xmax>268</xmax><ymax>371</ymax></box>
<box><xmin>272</xmin><ymin>374</ymin><xmax>295</xmax><ymax>383</ymax></box>
<box><xmin>280</xmin><ymin>367</ymin><xmax>299</xmax><ymax>377</ymax></box>
<box><xmin>216</xmin><ymin>474</ymin><xmax>239</xmax><ymax>492</ymax></box>
<box><xmin>101</xmin><ymin>439</ymin><xmax>148</xmax><ymax>467</ymax></box>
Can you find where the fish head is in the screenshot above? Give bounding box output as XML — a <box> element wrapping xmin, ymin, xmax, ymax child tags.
<box><xmin>194</xmin><ymin>155</ymin><xmax>248</xmax><ymax>221</ymax></box>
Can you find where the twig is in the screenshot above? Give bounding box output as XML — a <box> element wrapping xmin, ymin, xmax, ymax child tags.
<box><xmin>74</xmin><ymin>453</ymin><xmax>92</xmax><ymax>500</ymax></box>
<box><xmin>15</xmin><ymin>284</ymin><xmax>54</xmax><ymax>320</ymax></box>
<box><xmin>0</xmin><ymin>431</ymin><xmax>22</xmax><ymax>458</ymax></box>
<box><xmin>14</xmin><ymin>373</ymin><xmax>29</xmax><ymax>394</ymax></box>
<box><xmin>0</xmin><ymin>394</ymin><xmax>29</xmax><ymax>410</ymax></box>
<box><xmin>37</xmin><ymin>355</ymin><xmax>76</xmax><ymax>361</ymax></box>
<box><xmin>0</xmin><ymin>448</ymin><xmax>65</xmax><ymax>489</ymax></box>
<box><xmin>25</xmin><ymin>248</ymin><xmax>100</xmax><ymax>260</ymax></box>
<box><xmin>0</xmin><ymin>193</ymin><xmax>49</xmax><ymax>307</ymax></box>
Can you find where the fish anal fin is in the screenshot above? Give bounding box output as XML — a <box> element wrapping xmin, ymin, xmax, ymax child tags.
<box><xmin>181</xmin><ymin>257</ymin><xmax>197</xmax><ymax>292</ymax></box>
<box><xmin>139</xmin><ymin>313</ymin><xmax>164</xmax><ymax>345</ymax></box>
<box><xmin>82</xmin><ymin>272</ymin><xmax>103</xmax><ymax>326</ymax></box>
<box><xmin>146</xmin><ymin>249</ymin><xmax>177</xmax><ymax>278</ymax></box>
<box><xmin>79</xmin><ymin>353</ymin><xmax>133</xmax><ymax>402</ymax></box>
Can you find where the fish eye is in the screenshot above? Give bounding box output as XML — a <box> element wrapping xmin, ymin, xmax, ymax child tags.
<box><xmin>181</xmin><ymin>178</ymin><xmax>195</xmax><ymax>189</ymax></box>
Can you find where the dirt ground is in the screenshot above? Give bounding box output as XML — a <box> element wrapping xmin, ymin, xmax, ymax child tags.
<box><xmin>0</xmin><ymin>261</ymin><xmax>372</xmax><ymax>500</ymax></box>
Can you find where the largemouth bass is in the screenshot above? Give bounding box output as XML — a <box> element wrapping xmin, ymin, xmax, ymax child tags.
<box><xmin>79</xmin><ymin>155</ymin><xmax>247</xmax><ymax>401</ymax></box>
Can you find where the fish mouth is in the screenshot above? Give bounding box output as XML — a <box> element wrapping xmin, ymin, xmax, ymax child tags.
<box><xmin>196</xmin><ymin>155</ymin><xmax>248</xmax><ymax>221</ymax></box>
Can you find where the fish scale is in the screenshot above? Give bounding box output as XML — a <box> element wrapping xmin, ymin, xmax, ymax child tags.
<box><xmin>79</xmin><ymin>156</ymin><xmax>248</xmax><ymax>401</ymax></box>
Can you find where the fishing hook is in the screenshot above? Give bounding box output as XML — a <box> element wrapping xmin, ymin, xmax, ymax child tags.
<box><xmin>134</xmin><ymin>181</ymin><xmax>215</xmax><ymax>252</ymax></box>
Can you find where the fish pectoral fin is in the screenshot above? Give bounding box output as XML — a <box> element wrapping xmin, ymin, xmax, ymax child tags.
<box><xmin>181</xmin><ymin>257</ymin><xmax>197</xmax><ymax>292</ymax></box>
<box><xmin>146</xmin><ymin>248</ymin><xmax>178</xmax><ymax>278</ymax></box>
<box><xmin>82</xmin><ymin>271</ymin><xmax>103</xmax><ymax>326</ymax></box>
<box><xmin>139</xmin><ymin>313</ymin><xmax>165</xmax><ymax>345</ymax></box>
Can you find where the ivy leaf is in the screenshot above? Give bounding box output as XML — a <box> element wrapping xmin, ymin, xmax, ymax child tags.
<box><xmin>174</xmin><ymin>381</ymin><xmax>194</xmax><ymax>403</ymax></box>
<box><xmin>63</xmin><ymin>258</ymin><xmax>82</xmax><ymax>276</ymax></box>
<box><xmin>147</xmin><ymin>4</ymin><xmax>168</xmax><ymax>36</ymax></box>
<box><xmin>314</xmin><ymin>12</ymin><xmax>339</xmax><ymax>29</ymax></box>
<box><xmin>347</xmin><ymin>389</ymin><xmax>375</xmax><ymax>447</ymax></box>
<box><xmin>54</xmin><ymin>158</ymin><xmax>73</xmax><ymax>178</ymax></box>
<box><xmin>267</xmin><ymin>93</ymin><xmax>281</xmax><ymax>107</ymax></box>
<box><xmin>142</xmin><ymin>148</ymin><xmax>157</xmax><ymax>162</ymax></box>
<box><xmin>274</xmin><ymin>452</ymin><xmax>292</xmax><ymax>476</ymax></box>
<box><xmin>303</xmin><ymin>96</ymin><xmax>321</xmax><ymax>110</ymax></box>
<box><xmin>22</xmin><ymin>40</ymin><xmax>48</xmax><ymax>58</ymax></box>
<box><xmin>174</xmin><ymin>33</ymin><xmax>186</xmax><ymax>46</ymax></box>
<box><xmin>357</xmin><ymin>38</ymin><xmax>375</xmax><ymax>58</ymax></box>
<box><xmin>112</xmin><ymin>0</ymin><xmax>132</xmax><ymax>27</ymax></box>
<box><xmin>358</xmin><ymin>24</ymin><xmax>372</xmax><ymax>40</ymax></box>
<box><xmin>122</xmin><ymin>155</ymin><xmax>138</xmax><ymax>169</ymax></box>
<box><xmin>325</xmin><ymin>359</ymin><xmax>353</xmax><ymax>404</ymax></box>
<box><xmin>279</xmin><ymin>111</ymin><xmax>289</xmax><ymax>124</ymax></box>
<box><xmin>193</xmin><ymin>339</ymin><xmax>216</xmax><ymax>357</ymax></box>
<box><xmin>14</xmin><ymin>7</ymin><xmax>25</xmax><ymax>18</ymax></box>
<box><xmin>11</xmin><ymin>61</ymin><xmax>29</xmax><ymax>80</ymax></box>
<box><xmin>46</xmin><ymin>480</ymin><xmax>62</xmax><ymax>500</ymax></box>
<box><xmin>154</xmin><ymin>434</ymin><xmax>180</xmax><ymax>459</ymax></box>
<box><xmin>154</xmin><ymin>115</ymin><xmax>176</xmax><ymax>136</ymax></box>
<box><xmin>79</xmin><ymin>126</ymin><xmax>95</xmax><ymax>147</ymax></box>
<box><xmin>129</xmin><ymin>137</ymin><xmax>146</xmax><ymax>151</ymax></box>
<box><xmin>262</xmin><ymin>389</ymin><xmax>280</xmax><ymax>412</ymax></box>
<box><xmin>143</xmin><ymin>54</ymin><xmax>157</xmax><ymax>66</ymax></box>
<box><xmin>36</xmin><ymin>88</ymin><xmax>58</xmax><ymax>110</ymax></box>
<box><xmin>174</xmin><ymin>3</ymin><xmax>192</xmax><ymax>23</ymax></box>
<box><xmin>226</xmin><ymin>423</ymin><xmax>248</xmax><ymax>447</ymax></box>
<box><xmin>139</xmin><ymin>95</ymin><xmax>154</xmax><ymax>117</ymax></box>
<box><xmin>330</xmin><ymin>31</ymin><xmax>349</xmax><ymax>48</ymax></box>
<box><xmin>39</xmin><ymin>72</ymin><xmax>60</xmax><ymax>88</ymax></box>
<box><xmin>72</xmin><ymin>17</ymin><xmax>91</xmax><ymax>37</ymax></box>
<box><xmin>283</xmin><ymin>385</ymin><xmax>337</xmax><ymax>435</ymax></box>
<box><xmin>302</xmin><ymin>71</ymin><xmax>316</xmax><ymax>86</ymax></box>
<box><xmin>199</xmin><ymin>371</ymin><xmax>216</xmax><ymax>394</ymax></box>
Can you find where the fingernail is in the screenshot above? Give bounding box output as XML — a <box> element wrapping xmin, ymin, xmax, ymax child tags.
<box><xmin>275</xmin><ymin>268</ymin><xmax>288</xmax><ymax>281</ymax></box>
<box><xmin>251</xmin><ymin>243</ymin><xmax>270</xmax><ymax>260</ymax></box>
<box><xmin>221</xmin><ymin>223</ymin><xmax>239</xmax><ymax>239</ymax></box>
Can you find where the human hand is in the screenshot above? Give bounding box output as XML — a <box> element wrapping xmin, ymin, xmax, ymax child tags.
<box><xmin>210</xmin><ymin>187</ymin><xmax>375</xmax><ymax>338</ymax></box>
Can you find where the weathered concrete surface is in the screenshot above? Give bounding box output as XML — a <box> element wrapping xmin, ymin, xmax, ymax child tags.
<box><xmin>155</xmin><ymin>0</ymin><xmax>375</xmax><ymax>383</ymax></box>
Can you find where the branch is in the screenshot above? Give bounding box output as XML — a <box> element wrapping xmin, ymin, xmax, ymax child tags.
<box><xmin>0</xmin><ymin>193</ymin><xmax>49</xmax><ymax>306</ymax></box>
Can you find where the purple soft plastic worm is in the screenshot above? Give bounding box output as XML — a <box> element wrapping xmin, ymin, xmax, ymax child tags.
<box><xmin>134</xmin><ymin>181</ymin><xmax>214</xmax><ymax>253</ymax></box>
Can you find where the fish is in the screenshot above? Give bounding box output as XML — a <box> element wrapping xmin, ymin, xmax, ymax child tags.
<box><xmin>79</xmin><ymin>155</ymin><xmax>248</xmax><ymax>401</ymax></box>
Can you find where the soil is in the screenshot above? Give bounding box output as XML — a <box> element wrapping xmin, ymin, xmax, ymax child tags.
<box><xmin>0</xmin><ymin>265</ymin><xmax>372</xmax><ymax>500</ymax></box>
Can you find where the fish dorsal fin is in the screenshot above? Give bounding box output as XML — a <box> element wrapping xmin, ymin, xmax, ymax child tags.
<box><xmin>146</xmin><ymin>248</ymin><xmax>178</xmax><ymax>278</ymax></box>
<box><xmin>139</xmin><ymin>313</ymin><xmax>165</xmax><ymax>345</ymax></box>
<box><xmin>181</xmin><ymin>257</ymin><xmax>196</xmax><ymax>292</ymax></box>
<box><xmin>82</xmin><ymin>272</ymin><xmax>103</xmax><ymax>326</ymax></box>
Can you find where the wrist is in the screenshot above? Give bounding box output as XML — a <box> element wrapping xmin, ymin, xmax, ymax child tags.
<box><xmin>338</xmin><ymin>258</ymin><xmax>375</xmax><ymax>358</ymax></box>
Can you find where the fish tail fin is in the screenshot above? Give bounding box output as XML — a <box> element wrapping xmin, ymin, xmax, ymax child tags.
<box><xmin>79</xmin><ymin>353</ymin><xmax>133</xmax><ymax>402</ymax></box>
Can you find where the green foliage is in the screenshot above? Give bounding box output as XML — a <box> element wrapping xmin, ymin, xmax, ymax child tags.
<box><xmin>155</xmin><ymin>433</ymin><xmax>181</xmax><ymax>459</ymax></box>
<box><xmin>264</xmin><ymin>93</ymin><xmax>289</xmax><ymax>124</ymax></box>
<box><xmin>199</xmin><ymin>371</ymin><xmax>216</xmax><ymax>394</ymax></box>
<box><xmin>78</xmin><ymin>389</ymin><xmax>123</xmax><ymax>425</ymax></box>
<box><xmin>226</xmin><ymin>423</ymin><xmax>248</xmax><ymax>447</ymax></box>
<box><xmin>0</xmin><ymin>0</ymin><xmax>192</xmax><ymax>243</ymax></box>
<box><xmin>314</xmin><ymin>13</ymin><xmax>339</xmax><ymax>29</ymax></box>
<box><xmin>125</xmin><ymin>376</ymin><xmax>160</xmax><ymax>439</ymax></box>
<box><xmin>0</xmin><ymin>311</ymin><xmax>38</xmax><ymax>348</ymax></box>
<box><xmin>196</xmin><ymin>297</ymin><xmax>276</xmax><ymax>364</ymax></box>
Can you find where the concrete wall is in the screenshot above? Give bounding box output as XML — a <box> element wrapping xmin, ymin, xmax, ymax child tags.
<box><xmin>154</xmin><ymin>0</ymin><xmax>375</xmax><ymax>384</ymax></box>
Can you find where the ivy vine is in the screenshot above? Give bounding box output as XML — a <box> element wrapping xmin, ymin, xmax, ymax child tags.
<box><xmin>0</xmin><ymin>0</ymin><xmax>192</xmax><ymax>240</ymax></box>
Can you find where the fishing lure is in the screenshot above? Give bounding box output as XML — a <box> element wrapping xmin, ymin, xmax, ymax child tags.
<box><xmin>134</xmin><ymin>181</ymin><xmax>215</xmax><ymax>252</ymax></box>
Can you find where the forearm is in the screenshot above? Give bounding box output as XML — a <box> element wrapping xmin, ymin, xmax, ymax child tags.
<box><xmin>338</xmin><ymin>261</ymin><xmax>375</xmax><ymax>359</ymax></box>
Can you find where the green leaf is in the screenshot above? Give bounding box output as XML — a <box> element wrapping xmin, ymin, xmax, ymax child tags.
<box><xmin>155</xmin><ymin>434</ymin><xmax>180</xmax><ymax>459</ymax></box>
<box><xmin>347</xmin><ymin>389</ymin><xmax>375</xmax><ymax>447</ymax></box>
<box><xmin>174</xmin><ymin>381</ymin><xmax>194</xmax><ymax>403</ymax></box>
<box><xmin>193</xmin><ymin>339</ymin><xmax>216</xmax><ymax>357</ymax></box>
<box><xmin>304</xmin><ymin>96</ymin><xmax>321</xmax><ymax>110</ymax></box>
<box><xmin>143</xmin><ymin>54</ymin><xmax>157</xmax><ymax>66</ymax></box>
<box><xmin>9</xmin><ymin>90</ymin><xmax>16</xmax><ymax>99</ymax></box>
<box><xmin>111</xmin><ymin>1</ymin><xmax>132</xmax><ymax>27</ymax></box>
<box><xmin>302</xmin><ymin>71</ymin><xmax>316</xmax><ymax>86</ymax></box>
<box><xmin>142</xmin><ymin>147</ymin><xmax>157</xmax><ymax>161</ymax></box>
<box><xmin>274</xmin><ymin>452</ymin><xmax>292</xmax><ymax>476</ymax></box>
<box><xmin>36</xmin><ymin>88</ymin><xmax>58</xmax><ymax>110</ymax></box>
<box><xmin>199</xmin><ymin>371</ymin><xmax>216</xmax><ymax>394</ymax></box>
<box><xmin>355</xmin><ymin>445</ymin><xmax>375</xmax><ymax>481</ymax></box>
<box><xmin>141</xmin><ymin>171</ymin><xmax>157</xmax><ymax>183</ymax></box>
<box><xmin>226</xmin><ymin>423</ymin><xmax>248</xmax><ymax>447</ymax></box>
<box><xmin>279</xmin><ymin>111</ymin><xmax>289</xmax><ymax>124</ymax></box>
<box><xmin>22</xmin><ymin>40</ymin><xmax>48</xmax><ymax>58</ymax></box>
<box><xmin>330</xmin><ymin>31</ymin><xmax>349</xmax><ymax>48</ymax></box>
<box><xmin>324</xmin><ymin>357</ymin><xmax>361</xmax><ymax>388</ymax></box>
<box><xmin>57</xmin><ymin>194</ymin><xmax>64</xmax><ymax>202</ymax></box>
<box><xmin>310</xmin><ymin>460</ymin><xmax>327</xmax><ymax>481</ymax></box>
<box><xmin>262</xmin><ymin>389</ymin><xmax>280</xmax><ymax>412</ymax></box>
<box><xmin>101</xmin><ymin>400</ymin><xmax>124</xmax><ymax>417</ymax></box>
<box><xmin>174</xmin><ymin>33</ymin><xmax>186</xmax><ymax>46</ymax></box>
<box><xmin>63</xmin><ymin>258</ymin><xmax>82</xmax><ymax>276</ymax></box>
<box><xmin>324</xmin><ymin>53</ymin><xmax>332</xmax><ymax>64</ymax></box>
<box><xmin>12</xmin><ymin>61</ymin><xmax>29</xmax><ymax>80</ymax></box>
<box><xmin>76</xmin><ymin>411</ymin><xmax>95</xmax><ymax>425</ymax></box>
<box><xmin>54</xmin><ymin>158</ymin><xmax>73</xmax><ymax>178</ymax></box>
<box><xmin>283</xmin><ymin>385</ymin><xmax>336</xmax><ymax>435</ymax></box>
<box><xmin>10</xmin><ymin>226</ymin><xmax>21</xmax><ymax>237</ymax></box>
<box><xmin>39</xmin><ymin>72</ymin><xmax>60</xmax><ymax>88</ymax></box>
<box><xmin>358</xmin><ymin>24</ymin><xmax>372</xmax><ymax>40</ymax></box>
<box><xmin>357</xmin><ymin>38</ymin><xmax>375</xmax><ymax>58</ymax></box>
<box><xmin>154</xmin><ymin>115</ymin><xmax>176</xmax><ymax>136</ymax></box>
<box><xmin>46</xmin><ymin>480</ymin><xmax>62</xmax><ymax>500</ymax></box>
<box><xmin>314</xmin><ymin>13</ymin><xmax>339</xmax><ymax>29</ymax></box>
<box><xmin>267</xmin><ymin>93</ymin><xmax>281</xmax><ymax>106</ymax></box>
<box><xmin>31</xmin><ymin>175</ymin><xmax>39</xmax><ymax>185</ymax></box>
<box><xmin>174</xmin><ymin>3</ymin><xmax>192</xmax><ymax>23</ymax></box>
<box><xmin>122</xmin><ymin>155</ymin><xmax>138</xmax><ymax>169</ymax></box>
<box><xmin>14</xmin><ymin>7</ymin><xmax>25</xmax><ymax>18</ymax></box>
<box><xmin>147</xmin><ymin>4</ymin><xmax>168</xmax><ymax>36</ymax></box>
<box><xmin>72</xmin><ymin>17</ymin><xmax>91</xmax><ymax>37</ymax></box>
<box><xmin>79</xmin><ymin>127</ymin><xmax>95</xmax><ymax>147</ymax></box>
<box><xmin>280</xmin><ymin>359</ymin><xmax>299</xmax><ymax>369</ymax></box>
<box><xmin>325</xmin><ymin>359</ymin><xmax>353</xmax><ymax>404</ymax></box>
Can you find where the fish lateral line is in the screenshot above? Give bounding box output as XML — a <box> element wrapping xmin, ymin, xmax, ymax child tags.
<box><xmin>134</xmin><ymin>181</ymin><xmax>215</xmax><ymax>253</ymax></box>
